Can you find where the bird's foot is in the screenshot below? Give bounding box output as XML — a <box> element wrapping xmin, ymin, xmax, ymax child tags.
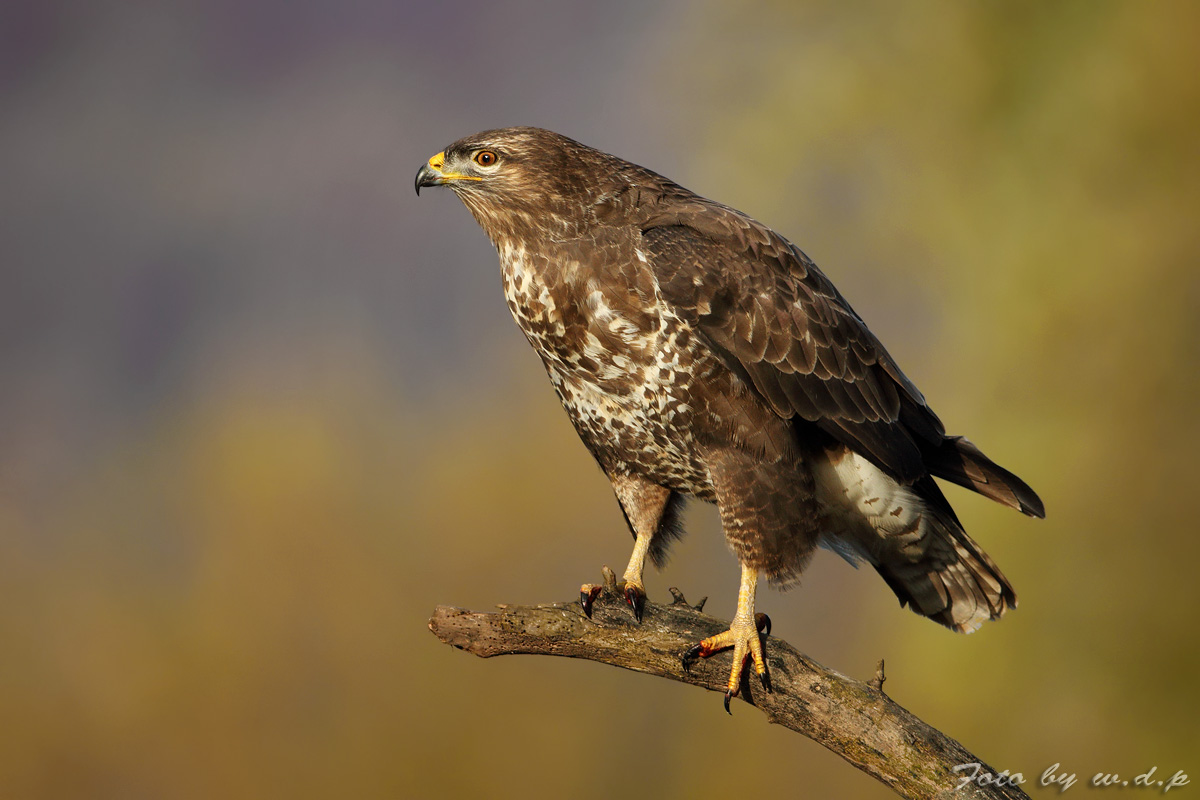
<box><xmin>580</xmin><ymin>565</ymin><xmax>617</xmax><ymax>618</ymax></box>
<box><xmin>579</xmin><ymin>565</ymin><xmax>645</xmax><ymax>621</ymax></box>
<box><xmin>579</xmin><ymin>574</ymin><xmax>647</xmax><ymax>622</ymax></box>
<box><xmin>616</xmin><ymin>579</ymin><xmax>646</xmax><ymax>622</ymax></box>
<box><xmin>681</xmin><ymin>612</ymin><xmax>772</xmax><ymax>713</ymax></box>
<box><xmin>580</xmin><ymin>583</ymin><xmax>603</xmax><ymax>618</ymax></box>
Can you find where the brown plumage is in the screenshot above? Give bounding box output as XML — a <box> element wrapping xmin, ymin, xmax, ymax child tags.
<box><xmin>416</xmin><ymin>127</ymin><xmax>1044</xmax><ymax>703</ymax></box>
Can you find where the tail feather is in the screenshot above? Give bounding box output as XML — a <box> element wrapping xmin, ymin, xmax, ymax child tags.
<box><xmin>875</xmin><ymin>500</ymin><xmax>1017</xmax><ymax>633</ymax></box>
<box><xmin>926</xmin><ymin>435</ymin><xmax>1045</xmax><ymax>518</ymax></box>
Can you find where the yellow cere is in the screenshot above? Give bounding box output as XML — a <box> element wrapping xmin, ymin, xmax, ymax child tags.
<box><xmin>426</xmin><ymin>150</ymin><xmax>482</xmax><ymax>183</ymax></box>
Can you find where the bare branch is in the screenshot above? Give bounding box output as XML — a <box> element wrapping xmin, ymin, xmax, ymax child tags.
<box><xmin>428</xmin><ymin>587</ymin><xmax>1030</xmax><ymax>800</ymax></box>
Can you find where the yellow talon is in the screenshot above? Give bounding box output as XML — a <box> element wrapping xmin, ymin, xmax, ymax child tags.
<box><xmin>681</xmin><ymin>564</ymin><xmax>771</xmax><ymax>713</ymax></box>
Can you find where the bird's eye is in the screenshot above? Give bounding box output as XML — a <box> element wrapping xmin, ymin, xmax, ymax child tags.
<box><xmin>474</xmin><ymin>150</ymin><xmax>498</xmax><ymax>167</ymax></box>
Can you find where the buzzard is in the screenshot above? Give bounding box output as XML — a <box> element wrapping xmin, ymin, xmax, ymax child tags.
<box><xmin>416</xmin><ymin>127</ymin><xmax>1043</xmax><ymax>710</ymax></box>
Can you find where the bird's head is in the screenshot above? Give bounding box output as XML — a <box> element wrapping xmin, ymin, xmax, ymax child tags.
<box><xmin>415</xmin><ymin>127</ymin><xmax>618</xmax><ymax>242</ymax></box>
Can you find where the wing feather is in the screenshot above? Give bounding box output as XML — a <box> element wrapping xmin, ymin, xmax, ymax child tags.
<box><xmin>640</xmin><ymin>212</ymin><xmax>937</xmax><ymax>483</ymax></box>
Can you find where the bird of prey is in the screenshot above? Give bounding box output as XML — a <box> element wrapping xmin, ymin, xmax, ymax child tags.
<box><xmin>416</xmin><ymin>127</ymin><xmax>1044</xmax><ymax>711</ymax></box>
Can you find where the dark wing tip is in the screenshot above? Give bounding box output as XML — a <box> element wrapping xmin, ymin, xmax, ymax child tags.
<box><xmin>1017</xmin><ymin>487</ymin><xmax>1046</xmax><ymax>519</ymax></box>
<box><xmin>928</xmin><ymin>435</ymin><xmax>1046</xmax><ymax>519</ymax></box>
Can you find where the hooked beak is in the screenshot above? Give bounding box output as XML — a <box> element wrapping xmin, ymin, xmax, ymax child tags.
<box><xmin>414</xmin><ymin>161</ymin><xmax>439</xmax><ymax>195</ymax></box>
<box><xmin>414</xmin><ymin>151</ymin><xmax>481</xmax><ymax>195</ymax></box>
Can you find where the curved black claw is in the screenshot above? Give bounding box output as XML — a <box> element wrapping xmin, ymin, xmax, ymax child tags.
<box><xmin>759</xmin><ymin>670</ymin><xmax>773</xmax><ymax>693</ymax></box>
<box><xmin>724</xmin><ymin>690</ymin><xmax>734</xmax><ymax>715</ymax></box>
<box><xmin>755</xmin><ymin>612</ymin><xmax>772</xmax><ymax>637</ymax></box>
<box><xmin>681</xmin><ymin>643</ymin><xmax>703</xmax><ymax>674</ymax></box>
<box><xmin>580</xmin><ymin>584</ymin><xmax>602</xmax><ymax>618</ymax></box>
<box><xmin>622</xmin><ymin>583</ymin><xmax>646</xmax><ymax>623</ymax></box>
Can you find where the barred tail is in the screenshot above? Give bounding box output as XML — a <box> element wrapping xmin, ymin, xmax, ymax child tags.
<box><xmin>875</xmin><ymin>512</ymin><xmax>1017</xmax><ymax>633</ymax></box>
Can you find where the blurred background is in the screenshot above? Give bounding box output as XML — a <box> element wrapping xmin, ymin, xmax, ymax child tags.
<box><xmin>2</xmin><ymin>0</ymin><xmax>1197</xmax><ymax>797</ymax></box>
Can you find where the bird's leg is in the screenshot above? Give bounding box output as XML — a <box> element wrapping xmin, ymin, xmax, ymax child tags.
<box><xmin>581</xmin><ymin>477</ymin><xmax>673</xmax><ymax>622</ymax></box>
<box><xmin>681</xmin><ymin>562</ymin><xmax>772</xmax><ymax>713</ymax></box>
<box><xmin>616</xmin><ymin>530</ymin><xmax>652</xmax><ymax>621</ymax></box>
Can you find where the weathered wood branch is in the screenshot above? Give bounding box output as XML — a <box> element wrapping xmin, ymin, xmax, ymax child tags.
<box><xmin>428</xmin><ymin>577</ymin><xmax>1029</xmax><ymax>800</ymax></box>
